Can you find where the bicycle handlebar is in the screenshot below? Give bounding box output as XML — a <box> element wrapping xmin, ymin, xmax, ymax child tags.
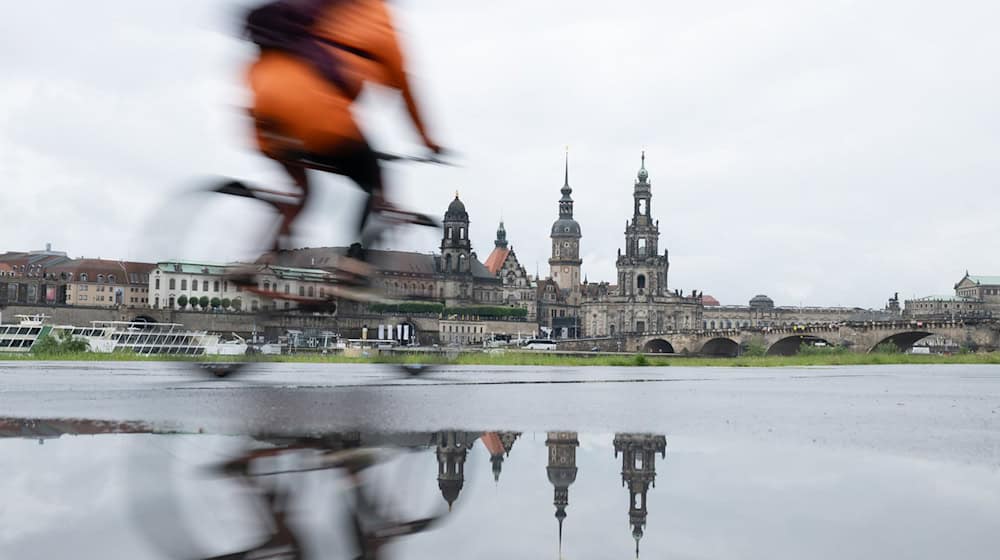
<box><xmin>373</xmin><ymin>151</ymin><xmax>458</xmax><ymax>166</ymax></box>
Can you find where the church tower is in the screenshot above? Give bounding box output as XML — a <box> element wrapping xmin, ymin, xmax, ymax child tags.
<box><xmin>435</xmin><ymin>431</ymin><xmax>476</xmax><ymax>510</ymax></box>
<box><xmin>546</xmin><ymin>431</ymin><xmax>579</xmax><ymax>557</ymax></box>
<box><xmin>613</xmin><ymin>434</ymin><xmax>667</xmax><ymax>558</ymax></box>
<box><xmin>440</xmin><ymin>194</ymin><xmax>472</xmax><ymax>275</ymax></box>
<box><xmin>549</xmin><ymin>150</ymin><xmax>582</xmax><ymax>291</ymax></box>
<box><xmin>616</xmin><ymin>152</ymin><xmax>669</xmax><ymax>299</ymax></box>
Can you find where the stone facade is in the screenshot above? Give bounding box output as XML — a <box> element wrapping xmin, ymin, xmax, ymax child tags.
<box><xmin>46</xmin><ymin>259</ymin><xmax>154</xmax><ymax>308</ymax></box>
<box><xmin>702</xmin><ymin>294</ymin><xmax>866</xmax><ymax>329</ymax></box>
<box><xmin>0</xmin><ymin>246</ymin><xmax>71</xmax><ymax>305</ymax></box>
<box><xmin>149</xmin><ymin>262</ymin><xmax>338</xmax><ymax>313</ymax></box>
<box><xmin>581</xmin><ymin>154</ymin><xmax>703</xmax><ymax>336</ymax></box>
<box><xmin>483</xmin><ymin>221</ymin><xmax>537</xmax><ymax>321</ymax></box>
<box><xmin>905</xmin><ymin>272</ymin><xmax>1000</xmax><ymax>319</ymax></box>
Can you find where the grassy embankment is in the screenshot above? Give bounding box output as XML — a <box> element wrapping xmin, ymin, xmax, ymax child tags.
<box><xmin>3</xmin><ymin>349</ymin><xmax>1000</xmax><ymax>367</ymax></box>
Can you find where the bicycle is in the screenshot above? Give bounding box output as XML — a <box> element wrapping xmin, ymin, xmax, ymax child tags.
<box><xmin>143</xmin><ymin>152</ymin><xmax>454</xmax><ymax>378</ymax></box>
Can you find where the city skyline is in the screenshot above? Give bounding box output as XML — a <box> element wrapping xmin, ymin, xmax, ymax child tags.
<box><xmin>2</xmin><ymin>1</ymin><xmax>998</xmax><ymax>309</ymax></box>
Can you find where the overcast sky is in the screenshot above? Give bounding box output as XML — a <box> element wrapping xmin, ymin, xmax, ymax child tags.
<box><xmin>2</xmin><ymin>0</ymin><xmax>998</xmax><ymax>308</ymax></box>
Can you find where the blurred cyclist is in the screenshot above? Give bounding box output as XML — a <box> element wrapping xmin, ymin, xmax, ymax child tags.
<box><xmin>245</xmin><ymin>0</ymin><xmax>442</xmax><ymax>260</ymax></box>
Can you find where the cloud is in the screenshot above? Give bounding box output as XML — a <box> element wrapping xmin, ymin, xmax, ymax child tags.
<box><xmin>2</xmin><ymin>0</ymin><xmax>999</xmax><ymax>307</ymax></box>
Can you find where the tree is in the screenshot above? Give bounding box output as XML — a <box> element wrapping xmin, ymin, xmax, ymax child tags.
<box><xmin>177</xmin><ymin>295</ymin><xmax>188</xmax><ymax>308</ymax></box>
<box><xmin>221</xmin><ymin>298</ymin><xmax>231</xmax><ymax>311</ymax></box>
<box><xmin>742</xmin><ymin>337</ymin><xmax>767</xmax><ymax>357</ymax></box>
<box><xmin>199</xmin><ymin>296</ymin><xmax>210</xmax><ymax>310</ymax></box>
<box><xmin>231</xmin><ymin>298</ymin><xmax>243</xmax><ymax>312</ymax></box>
<box><xmin>31</xmin><ymin>330</ymin><xmax>89</xmax><ymax>355</ymax></box>
<box><xmin>210</xmin><ymin>297</ymin><xmax>221</xmax><ymax>310</ymax></box>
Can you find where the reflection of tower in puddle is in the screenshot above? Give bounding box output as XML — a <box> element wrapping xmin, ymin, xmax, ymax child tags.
<box><xmin>434</xmin><ymin>431</ymin><xmax>477</xmax><ymax>510</ymax></box>
<box><xmin>614</xmin><ymin>434</ymin><xmax>667</xmax><ymax>558</ymax></box>
<box><xmin>546</xmin><ymin>432</ymin><xmax>579</xmax><ymax>557</ymax></box>
<box><xmin>481</xmin><ymin>431</ymin><xmax>522</xmax><ymax>482</ymax></box>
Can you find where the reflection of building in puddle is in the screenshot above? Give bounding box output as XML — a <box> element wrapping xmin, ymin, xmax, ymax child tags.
<box><xmin>433</xmin><ymin>431</ymin><xmax>479</xmax><ymax>510</ymax></box>
<box><xmin>546</xmin><ymin>431</ymin><xmax>579</xmax><ymax>556</ymax></box>
<box><xmin>614</xmin><ymin>434</ymin><xmax>668</xmax><ymax>558</ymax></box>
<box><xmin>0</xmin><ymin>417</ymin><xmax>152</xmax><ymax>442</ymax></box>
<box><xmin>481</xmin><ymin>431</ymin><xmax>522</xmax><ymax>482</ymax></box>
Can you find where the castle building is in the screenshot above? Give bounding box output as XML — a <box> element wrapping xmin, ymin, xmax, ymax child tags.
<box><xmin>484</xmin><ymin>221</ymin><xmax>536</xmax><ymax>321</ymax></box>
<box><xmin>581</xmin><ymin>154</ymin><xmax>703</xmax><ymax>336</ymax></box>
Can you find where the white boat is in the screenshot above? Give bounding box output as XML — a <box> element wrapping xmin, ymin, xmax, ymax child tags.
<box><xmin>0</xmin><ymin>315</ymin><xmax>247</xmax><ymax>356</ymax></box>
<box><xmin>0</xmin><ymin>315</ymin><xmax>51</xmax><ymax>353</ymax></box>
<box><xmin>202</xmin><ymin>333</ymin><xmax>250</xmax><ymax>356</ymax></box>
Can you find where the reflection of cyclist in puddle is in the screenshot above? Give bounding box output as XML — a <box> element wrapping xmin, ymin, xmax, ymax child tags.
<box><xmin>209</xmin><ymin>443</ymin><xmax>440</xmax><ymax>560</ymax></box>
<box><xmin>245</xmin><ymin>0</ymin><xmax>443</xmax><ymax>266</ymax></box>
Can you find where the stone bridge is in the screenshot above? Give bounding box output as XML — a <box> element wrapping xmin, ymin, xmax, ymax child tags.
<box><xmin>557</xmin><ymin>320</ymin><xmax>1000</xmax><ymax>356</ymax></box>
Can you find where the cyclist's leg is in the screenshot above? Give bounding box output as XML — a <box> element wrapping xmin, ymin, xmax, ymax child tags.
<box><xmin>275</xmin><ymin>160</ymin><xmax>310</xmax><ymax>250</ymax></box>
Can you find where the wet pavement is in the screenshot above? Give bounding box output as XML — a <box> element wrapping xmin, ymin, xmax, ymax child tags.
<box><xmin>1</xmin><ymin>363</ymin><xmax>999</xmax><ymax>559</ymax></box>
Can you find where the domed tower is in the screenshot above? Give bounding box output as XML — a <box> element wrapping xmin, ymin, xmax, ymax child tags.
<box><xmin>549</xmin><ymin>150</ymin><xmax>582</xmax><ymax>291</ymax></box>
<box><xmin>614</xmin><ymin>434</ymin><xmax>667</xmax><ymax>558</ymax></box>
<box><xmin>435</xmin><ymin>431</ymin><xmax>475</xmax><ymax>510</ymax></box>
<box><xmin>546</xmin><ymin>431</ymin><xmax>579</xmax><ymax>556</ymax></box>
<box><xmin>440</xmin><ymin>194</ymin><xmax>472</xmax><ymax>275</ymax></box>
<box><xmin>616</xmin><ymin>152</ymin><xmax>670</xmax><ymax>299</ymax></box>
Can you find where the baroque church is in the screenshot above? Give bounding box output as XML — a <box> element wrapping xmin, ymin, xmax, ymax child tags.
<box><xmin>533</xmin><ymin>151</ymin><xmax>703</xmax><ymax>338</ymax></box>
<box><xmin>578</xmin><ymin>154</ymin><xmax>703</xmax><ymax>337</ymax></box>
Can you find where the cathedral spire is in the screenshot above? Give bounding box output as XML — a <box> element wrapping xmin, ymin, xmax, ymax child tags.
<box><xmin>564</xmin><ymin>146</ymin><xmax>569</xmax><ymax>188</ymax></box>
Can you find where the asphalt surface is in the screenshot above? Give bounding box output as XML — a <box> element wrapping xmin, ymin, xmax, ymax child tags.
<box><xmin>1</xmin><ymin>362</ymin><xmax>998</xmax><ymax>463</ymax></box>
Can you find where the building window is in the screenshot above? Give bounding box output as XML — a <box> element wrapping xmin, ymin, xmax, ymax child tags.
<box><xmin>181</xmin><ymin>279</ymin><xmax>187</xmax><ymax>290</ymax></box>
<box><xmin>299</xmin><ymin>286</ymin><xmax>305</xmax><ymax>297</ymax></box>
<box><xmin>284</xmin><ymin>284</ymin><xmax>290</xmax><ymax>294</ymax></box>
<box><xmin>97</xmin><ymin>274</ymin><xmax>105</xmax><ymax>283</ymax></box>
<box><xmin>169</xmin><ymin>279</ymin><xmax>176</xmax><ymax>290</ymax></box>
<box><xmin>203</xmin><ymin>280</ymin><xmax>209</xmax><ymax>291</ymax></box>
<box><xmin>637</xmin><ymin>274</ymin><xmax>646</xmax><ymax>290</ymax></box>
<box><xmin>155</xmin><ymin>278</ymin><xmax>160</xmax><ymax>290</ymax></box>
<box><xmin>109</xmin><ymin>274</ymin><xmax>116</xmax><ymax>284</ymax></box>
<box><xmin>214</xmin><ymin>281</ymin><xmax>220</xmax><ymax>292</ymax></box>
<box><xmin>80</xmin><ymin>273</ymin><xmax>88</xmax><ymax>282</ymax></box>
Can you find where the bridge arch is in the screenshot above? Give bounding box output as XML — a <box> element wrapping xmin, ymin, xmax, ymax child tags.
<box><xmin>869</xmin><ymin>331</ymin><xmax>933</xmax><ymax>353</ymax></box>
<box><xmin>766</xmin><ymin>335</ymin><xmax>833</xmax><ymax>356</ymax></box>
<box><xmin>700</xmin><ymin>337</ymin><xmax>740</xmax><ymax>357</ymax></box>
<box><xmin>643</xmin><ymin>339</ymin><xmax>675</xmax><ymax>354</ymax></box>
<box><xmin>130</xmin><ymin>315</ymin><xmax>157</xmax><ymax>327</ymax></box>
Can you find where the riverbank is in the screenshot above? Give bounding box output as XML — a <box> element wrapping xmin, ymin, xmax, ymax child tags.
<box><xmin>2</xmin><ymin>350</ymin><xmax>1000</xmax><ymax>367</ymax></box>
